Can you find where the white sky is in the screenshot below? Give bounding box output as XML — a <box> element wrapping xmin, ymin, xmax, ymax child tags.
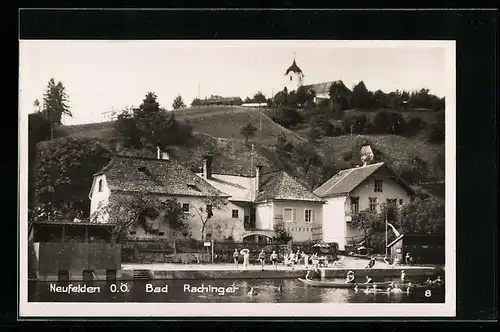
<box><xmin>19</xmin><ymin>40</ymin><xmax>448</xmax><ymax>126</ymax></box>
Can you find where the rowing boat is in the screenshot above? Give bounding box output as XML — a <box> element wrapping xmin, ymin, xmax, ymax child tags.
<box><xmin>298</xmin><ymin>278</ymin><xmax>394</xmax><ymax>288</ymax></box>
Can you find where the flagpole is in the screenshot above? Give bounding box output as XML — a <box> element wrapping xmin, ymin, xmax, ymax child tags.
<box><xmin>385</xmin><ymin>210</ymin><xmax>388</xmax><ymax>258</ymax></box>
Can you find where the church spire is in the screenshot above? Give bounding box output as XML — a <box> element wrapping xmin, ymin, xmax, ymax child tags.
<box><xmin>285</xmin><ymin>53</ymin><xmax>303</xmax><ymax>75</ymax></box>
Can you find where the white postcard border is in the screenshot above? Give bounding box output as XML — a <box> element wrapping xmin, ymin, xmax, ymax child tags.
<box><xmin>18</xmin><ymin>40</ymin><xmax>456</xmax><ymax>318</ymax></box>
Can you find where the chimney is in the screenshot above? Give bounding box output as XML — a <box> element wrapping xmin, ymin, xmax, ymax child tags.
<box><xmin>203</xmin><ymin>155</ymin><xmax>213</xmax><ymax>179</ymax></box>
<box><xmin>255</xmin><ymin>165</ymin><xmax>262</xmax><ymax>193</ymax></box>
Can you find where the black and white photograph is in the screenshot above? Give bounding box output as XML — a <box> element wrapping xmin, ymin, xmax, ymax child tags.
<box><xmin>19</xmin><ymin>40</ymin><xmax>456</xmax><ymax>317</ymax></box>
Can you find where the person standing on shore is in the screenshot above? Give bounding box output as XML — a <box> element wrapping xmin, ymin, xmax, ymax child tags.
<box><xmin>233</xmin><ymin>249</ymin><xmax>239</xmax><ymax>268</ymax></box>
<box><xmin>258</xmin><ymin>250</ymin><xmax>266</xmax><ymax>271</ymax></box>
<box><xmin>270</xmin><ymin>251</ymin><xmax>278</xmax><ymax>270</ymax></box>
<box><xmin>243</xmin><ymin>250</ymin><xmax>250</xmax><ymax>269</ymax></box>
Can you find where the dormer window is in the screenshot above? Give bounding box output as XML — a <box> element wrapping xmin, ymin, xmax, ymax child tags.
<box><xmin>290</xmin><ymin>75</ymin><xmax>293</xmax><ymax>81</ymax></box>
<box><xmin>187</xmin><ymin>183</ymin><xmax>201</xmax><ymax>192</ymax></box>
<box><xmin>98</xmin><ymin>179</ymin><xmax>103</xmax><ymax>192</ymax></box>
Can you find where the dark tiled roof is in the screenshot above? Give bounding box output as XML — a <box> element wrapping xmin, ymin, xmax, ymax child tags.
<box><xmin>256</xmin><ymin>171</ymin><xmax>324</xmax><ymax>203</ymax></box>
<box><xmin>303</xmin><ymin>80</ymin><xmax>350</xmax><ymax>95</ymax></box>
<box><xmin>95</xmin><ymin>155</ymin><xmax>226</xmax><ymax>197</ymax></box>
<box><xmin>285</xmin><ymin>60</ymin><xmax>303</xmax><ymax>75</ymax></box>
<box><xmin>313</xmin><ymin>162</ymin><xmax>415</xmax><ymax>198</ymax></box>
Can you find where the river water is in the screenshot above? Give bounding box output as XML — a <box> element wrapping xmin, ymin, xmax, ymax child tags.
<box><xmin>28</xmin><ymin>277</ymin><xmax>444</xmax><ymax>303</ymax></box>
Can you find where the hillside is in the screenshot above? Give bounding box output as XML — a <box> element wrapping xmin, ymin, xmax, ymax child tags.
<box><xmin>57</xmin><ymin>106</ymin><xmax>305</xmax><ymax>146</ymax></box>
<box><xmin>318</xmin><ymin>134</ymin><xmax>444</xmax><ymax>182</ymax></box>
<box><xmin>49</xmin><ymin>105</ymin><xmax>444</xmax><ymax>187</ymax></box>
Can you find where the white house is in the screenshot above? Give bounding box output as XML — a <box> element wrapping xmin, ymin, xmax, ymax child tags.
<box><xmin>313</xmin><ymin>161</ymin><xmax>415</xmax><ymax>251</ymax></box>
<box><xmin>196</xmin><ymin>156</ymin><xmax>325</xmax><ymax>243</ymax></box>
<box><xmin>88</xmin><ymin>149</ymin><xmax>245</xmax><ymax>241</ymax></box>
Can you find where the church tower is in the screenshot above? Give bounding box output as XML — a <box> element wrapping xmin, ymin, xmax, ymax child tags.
<box><xmin>284</xmin><ymin>54</ymin><xmax>304</xmax><ymax>93</ymax></box>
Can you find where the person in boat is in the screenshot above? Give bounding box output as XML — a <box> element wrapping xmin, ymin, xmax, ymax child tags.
<box><xmin>364</xmin><ymin>276</ymin><xmax>373</xmax><ymax>284</ymax></box>
<box><xmin>426</xmin><ymin>278</ymin><xmax>433</xmax><ymax>284</ymax></box>
<box><xmin>354</xmin><ymin>285</ymin><xmax>359</xmax><ymax>293</ymax></box>
<box><xmin>345</xmin><ymin>271</ymin><xmax>355</xmax><ymax>284</ymax></box>
<box><xmin>305</xmin><ymin>270</ymin><xmax>313</xmax><ymax>280</ymax></box>
<box><xmin>400</xmin><ymin>270</ymin><xmax>406</xmax><ymax>283</ymax></box>
<box><xmin>270</xmin><ymin>251</ymin><xmax>278</xmax><ymax>270</ymax></box>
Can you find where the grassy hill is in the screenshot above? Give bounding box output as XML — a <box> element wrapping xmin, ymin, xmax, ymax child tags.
<box><xmin>318</xmin><ymin>134</ymin><xmax>444</xmax><ymax>181</ymax></box>
<box><xmin>57</xmin><ymin>106</ymin><xmax>305</xmax><ymax>146</ymax></box>
<box><xmin>50</xmin><ymin>105</ymin><xmax>444</xmax><ymax>186</ymax></box>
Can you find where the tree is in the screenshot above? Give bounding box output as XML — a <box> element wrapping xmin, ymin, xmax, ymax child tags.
<box><xmin>193</xmin><ymin>195</ymin><xmax>228</xmax><ymax>241</ymax></box>
<box><xmin>42</xmin><ymin>78</ymin><xmax>72</xmax><ymax>139</ymax></box>
<box><xmin>172</xmin><ymin>94</ymin><xmax>186</xmax><ymax>110</ymax></box>
<box><xmin>253</xmin><ymin>91</ymin><xmax>267</xmax><ymax>104</ymax></box>
<box><xmin>240</xmin><ymin>122</ymin><xmax>257</xmax><ymax>145</ymax></box>
<box><xmin>292</xmin><ymin>142</ymin><xmax>322</xmax><ymax>175</ymax></box>
<box><xmin>397</xmin><ymin>197</ymin><xmax>445</xmax><ymax>235</ymax></box>
<box><xmin>91</xmin><ymin>194</ymin><xmax>188</xmax><ymax>243</ymax></box>
<box><xmin>115</xmin><ymin>93</ymin><xmax>193</xmax><ymax>150</ymax></box>
<box><xmin>350</xmin><ymin>81</ymin><xmax>373</xmax><ymax>109</ymax></box>
<box><xmin>296</xmin><ymin>86</ymin><xmax>308</xmax><ymax>106</ymax></box>
<box><xmin>372</xmin><ymin>110</ymin><xmax>407</xmax><ymax>135</ymax></box>
<box><xmin>273</xmin><ymin>224</ymin><xmax>292</xmax><ymax>243</ymax></box>
<box><xmin>191</xmin><ymin>98</ymin><xmax>203</xmax><ymax>106</ymax></box>
<box><xmin>273</xmin><ymin>91</ymin><xmax>287</xmax><ymax>107</ymax></box>
<box><xmin>350</xmin><ymin>211</ymin><xmax>388</xmax><ymax>254</ymax></box>
<box><xmin>272</xmin><ymin>108</ymin><xmax>304</xmax><ymax>129</ymax></box>
<box><xmin>31</xmin><ymin>137</ymin><xmax>112</xmax><ymax>223</ymax></box>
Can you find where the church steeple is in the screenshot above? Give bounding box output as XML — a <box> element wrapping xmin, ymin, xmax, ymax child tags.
<box><xmin>285</xmin><ymin>53</ymin><xmax>303</xmax><ymax>75</ymax></box>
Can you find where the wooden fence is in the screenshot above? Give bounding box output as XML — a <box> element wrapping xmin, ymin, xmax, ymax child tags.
<box><xmin>38</xmin><ymin>242</ymin><xmax>121</xmax><ymax>275</ymax></box>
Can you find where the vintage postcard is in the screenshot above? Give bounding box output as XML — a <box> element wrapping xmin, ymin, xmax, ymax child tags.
<box><xmin>19</xmin><ymin>40</ymin><xmax>456</xmax><ymax>318</ymax></box>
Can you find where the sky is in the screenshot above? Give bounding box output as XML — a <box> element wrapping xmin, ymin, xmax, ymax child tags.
<box><xmin>19</xmin><ymin>40</ymin><xmax>450</xmax><ymax>126</ymax></box>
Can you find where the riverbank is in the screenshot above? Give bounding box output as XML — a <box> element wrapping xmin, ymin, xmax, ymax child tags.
<box><xmin>31</xmin><ymin>256</ymin><xmax>441</xmax><ymax>282</ymax></box>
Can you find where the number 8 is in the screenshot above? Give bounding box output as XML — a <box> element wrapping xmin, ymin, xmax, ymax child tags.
<box><xmin>425</xmin><ymin>289</ymin><xmax>432</xmax><ymax>297</ymax></box>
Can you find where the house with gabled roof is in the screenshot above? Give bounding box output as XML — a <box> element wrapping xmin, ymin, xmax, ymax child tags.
<box><xmin>196</xmin><ymin>156</ymin><xmax>325</xmax><ymax>243</ymax></box>
<box><xmin>314</xmin><ymin>161</ymin><xmax>416</xmax><ymax>251</ymax></box>
<box><xmin>88</xmin><ymin>149</ymin><xmax>246</xmax><ymax>241</ymax></box>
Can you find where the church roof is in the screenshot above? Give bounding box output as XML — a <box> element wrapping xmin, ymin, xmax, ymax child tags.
<box><xmin>285</xmin><ymin>59</ymin><xmax>303</xmax><ymax>75</ymax></box>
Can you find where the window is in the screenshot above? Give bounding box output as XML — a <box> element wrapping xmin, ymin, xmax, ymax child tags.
<box><xmin>182</xmin><ymin>203</ymin><xmax>190</xmax><ymax>213</ymax></box>
<box><xmin>98</xmin><ymin>179</ymin><xmax>103</xmax><ymax>192</ymax></box>
<box><xmin>283</xmin><ymin>208</ymin><xmax>297</xmax><ymax>223</ymax></box>
<box><xmin>350</xmin><ymin>197</ymin><xmax>359</xmax><ymax>214</ymax></box>
<box><xmin>290</xmin><ymin>75</ymin><xmax>293</xmax><ymax>81</ymax></box>
<box><xmin>369</xmin><ymin>197</ymin><xmax>378</xmax><ymax>212</ymax></box>
<box><xmin>399</xmin><ymin>199</ymin><xmax>404</xmax><ymax>205</ymax></box>
<box><xmin>374</xmin><ymin>179</ymin><xmax>383</xmax><ymax>192</ymax></box>
<box><xmin>305</xmin><ymin>209</ymin><xmax>315</xmax><ymax>223</ymax></box>
<box><xmin>231</xmin><ymin>209</ymin><xmax>239</xmax><ymax>218</ymax></box>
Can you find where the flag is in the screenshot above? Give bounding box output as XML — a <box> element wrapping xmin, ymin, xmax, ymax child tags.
<box><xmin>386</xmin><ymin>222</ymin><xmax>401</xmax><ymax>237</ymax></box>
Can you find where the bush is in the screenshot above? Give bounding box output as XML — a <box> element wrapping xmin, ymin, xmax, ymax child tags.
<box><xmin>342</xmin><ymin>114</ymin><xmax>367</xmax><ymax>134</ymax></box>
<box><xmin>405</xmin><ymin>117</ymin><xmax>427</xmax><ymax>136</ymax></box>
<box><xmin>372</xmin><ymin>110</ymin><xmax>407</xmax><ymax>135</ymax></box>
<box><xmin>271</xmin><ymin>107</ymin><xmax>304</xmax><ymax>129</ymax></box>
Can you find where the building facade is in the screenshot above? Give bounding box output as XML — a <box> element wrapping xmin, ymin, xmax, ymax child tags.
<box><xmin>314</xmin><ymin>161</ymin><xmax>415</xmax><ymax>251</ymax></box>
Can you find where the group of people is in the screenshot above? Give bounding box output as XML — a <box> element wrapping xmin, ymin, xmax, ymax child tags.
<box><xmin>232</xmin><ymin>248</ymin><xmax>279</xmax><ymax>270</ymax></box>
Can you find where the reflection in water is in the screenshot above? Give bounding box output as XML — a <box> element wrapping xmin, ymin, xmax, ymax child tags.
<box><xmin>28</xmin><ymin>277</ymin><xmax>445</xmax><ymax>303</ymax></box>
